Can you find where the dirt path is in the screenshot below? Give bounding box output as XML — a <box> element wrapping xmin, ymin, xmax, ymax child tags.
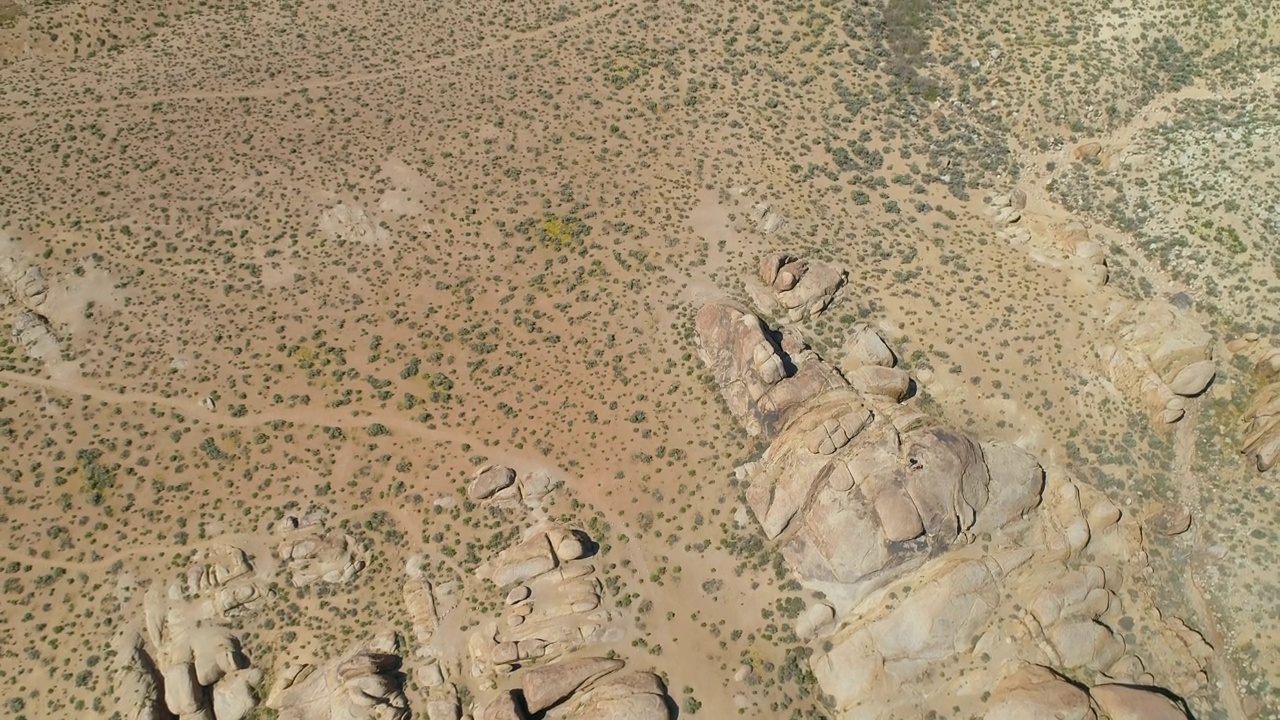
<box><xmin>0</xmin><ymin>366</ymin><xmax>483</xmax><ymax>444</ymax></box>
<box><xmin>1172</xmin><ymin>409</ymin><xmax>1248</xmax><ymax>720</ymax></box>
<box><xmin>0</xmin><ymin>4</ymin><xmax>616</xmax><ymax>115</ymax></box>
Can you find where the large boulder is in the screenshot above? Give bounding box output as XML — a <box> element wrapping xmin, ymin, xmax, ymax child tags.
<box><xmin>695</xmin><ymin>302</ymin><xmax>846</xmax><ymax>436</ymax></box>
<box><xmin>1097</xmin><ymin>300</ymin><xmax>1215</xmax><ymax>423</ymax></box>
<box><xmin>985</xmin><ymin>666</ymin><xmax>1095</xmax><ymax>720</ymax></box>
<box><xmin>553</xmin><ymin>671</ymin><xmax>672</xmax><ymax>720</ymax></box>
<box><xmin>469</xmin><ymin>466</ymin><xmax>516</xmax><ymax>500</ymax></box>
<box><xmin>748</xmin><ymin>402</ymin><xmax>1042</xmax><ymax>591</ymax></box>
<box><xmin>521</xmin><ymin>656</ymin><xmax>624</xmax><ymax>713</ymax></box>
<box><xmin>1242</xmin><ymin>348</ymin><xmax>1280</xmax><ymax>471</ymax></box>
<box><xmin>750</xmin><ymin>253</ymin><xmax>846</xmax><ymax>321</ymax></box>
<box><xmin>277</xmin><ymin>515</ymin><xmax>366</xmax><ymax>587</ymax></box>
<box><xmin>265</xmin><ymin>639</ymin><xmax>409</xmax><ymax>720</ymax></box>
<box><xmin>484</xmin><ymin>532</ymin><xmax>558</xmax><ymax>587</ymax></box>
<box><xmin>1089</xmin><ymin>684</ymin><xmax>1190</xmax><ymax>720</ymax></box>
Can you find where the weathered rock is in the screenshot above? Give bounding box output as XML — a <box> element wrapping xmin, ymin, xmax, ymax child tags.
<box><xmin>1242</xmin><ymin>365</ymin><xmax>1280</xmax><ymax>471</ymax></box>
<box><xmin>486</xmin><ymin>532</ymin><xmax>558</xmax><ymax>587</ymax></box>
<box><xmin>985</xmin><ymin>665</ymin><xmax>1095</xmax><ymax>720</ymax></box>
<box><xmin>277</xmin><ymin>516</ymin><xmax>366</xmax><ymax>587</ymax></box>
<box><xmin>163</xmin><ymin>663</ymin><xmax>203</xmax><ymax>716</ymax></box>
<box><xmin>521</xmin><ymin>656</ymin><xmax>624</xmax><ymax>713</ymax></box>
<box><xmin>751</xmin><ymin>253</ymin><xmax>846</xmax><ymax>321</ymax></box>
<box><xmin>1090</xmin><ymin>684</ymin><xmax>1190</xmax><ymax>720</ymax></box>
<box><xmin>695</xmin><ymin>302</ymin><xmax>847</xmax><ymax>436</ymax></box>
<box><xmin>846</xmin><ymin>365</ymin><xmax>911</xmax><ymax>402</ymax></box>
<box><xmin>558</xmin><ymin>671</ymin><xmax>672</xmax><ymax>720</ymax></box>
<box><xmin>751</xmin><ymin>202</ymin><xmax>786</xmax><ymax>235</ymax></box>
<box><xmin>469</xmin><ymin>466</ymin><xmax>516</xmax><ymax>500</ymax></box>
<box><xmin>114</xmin><ymin>641</ymin><xmax>164</xmax><ymax>720</ymax></box>
<box><xmin>479</xmin><ymin>691</ymin><xmax>527</xmax><ymax>720</ymax></box>
<box><xmin>266</xmin><ymin>642</ymin><xmax>409</xmax><ymax>720</ymax></box>
<box><xmin>842</xmin><ymin>324</ymin><xmax>896</xmax><ymax>369</ymax></box>
<box><xmin>318</xmin><ymin>203</ymin><xmax>390</xmax><ymax>246</ymax></box>
<box><xmin>812</xmin><ymin>557</ymin><xmax>1009</xmax><ymax>714</ymax></box>
<box><xmin>1097</xmin><ymin>301</ymin><xmax>1214</xmax><ymax>422</ymax></box>
<box><xmin>212</xmin><ymin>669</ymin><xmax>263</xmax><ymax>720</ymax></box>
<box><xmin>1074</xmin><ymin>142</ymin><xmax>1103</xmax><ymax>160</ymax></box>
<box><xmin>796</xmin><ymin>601</ymin><xmax>836</xmax><ymax>640</ymax></box>
<box><xmin>0</xmin><ymin>255</ymin><xmax>48</xmax><ymax>307</ymax></box>
<box><xmin>1146</xmin><ymin>505</ymin><xmax>1192</xmax><ymax>536</ymax></box>
<box><xmin>404</xmin><ymin>578</ymin><xmax>439</xmax><ymax>644</ymax></box>
<box><xmin>13</xmin><ymin>311</ymin><xmax>58</xmax><ymax>360</ymax></box>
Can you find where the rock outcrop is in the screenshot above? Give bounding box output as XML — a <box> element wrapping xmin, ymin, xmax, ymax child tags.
<box><xmin>266</xmin><ymin>636</ymin><xmax>409</xmax><ymax>720</ymax></box>
<box><xmin>696</xmin><ymin>292</ymin><xmax>1207</xmax><ymax>719</ymax></box>
<box><xmin>277</xmin><ymin>515</ymin><xmax>367</xmax><ymax>587</ymax></box>
<box><xmin>470</xmin><ymin>526</ymin><xmax>612</xmax><ymax>681</ymax></box>
<box><xmin>701</xmin><ymin>304</ymin><xmax>1044</xmax><ymax>598</ymax></box>
<box><xmin>748</xmin><ymin>253</ymin><xmax>846</xmax><ymax>322</ymax></box>
<box><xmin>318</xmin><ymin>203</ymin><xmax>390</xmax><ymax>246</ymax></box>
<box><xmin>694</xmin><ymin>301</ymin><xmax>846</xmax><ymax>437</ymax></box>
<box><xmin>13</xmin><ymin>310</ymin><xmax>57</xmax><ymax>360</ymax></box>
<box><xmin>1242</xmin><ymin>343</ymin><xmax>1280</xmax><ymax>471</ymax></box>
<box><xmin>114</xmin><ymin>624</ymin><xmax>264</xmax><ymax>720</ymax></box>
<box><xmin>472</xmin><ymin>656</ymin><xmax>669</xmax><ymax>720</ymax></box>
<box><xmin>0</xmin><ymin>252</ymin><xmax>48</xmax><ymax>307</ymax></box>
<box><xmin>1097</xmin><ymin>300</ymin><xmax>1215</xmax><ymax>423</ymax></box>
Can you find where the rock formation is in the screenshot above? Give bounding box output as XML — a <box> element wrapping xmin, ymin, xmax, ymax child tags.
<box><xmin>12</xmin><ymin>310</ymin><xmax>57</xmax><ymax>360</ymax></box>
<box><xmin>318</xmin><ymin>203</ymin><xmax>391</xmax><ymax>246</ymax></box>
<box><xmin>696</xmin><ymin>294</ymin><xmax>1208</xmax><ymax>719</ymax></box>
<box><xmin>751</xmin><ymin>202</ymin><xmax>786</xmax><ymax>235</ymax></box>
<box><xmin>0</xmin><ymin>252</ymin><xmax>48</xmax><ymax>307</ymax></box>
<box><xmin>698</xmin><ymin>303</ymin><xmax>1042</xmax><ymax>599</ymax></box>
<box><xmin>1097</xmin><ymin>300</ymin><xmax>1215</xmax><ymax>423</ymax></box>
<box><xmin>114</xmin><ymin>622</ymin><xmax>263</xmax><ymax>720</ymax></box>
<box><xmin>187</xmin><ymin>545</ymin><xmax>252</xmax><ymax>595</ymax></box>
<box><xmin>1241</xmin><ymin>342</ymin><xmax>1280</xmax><ymax>471</ymax></box>
<box><xmin>472</xmin><ymin>656</ymin><xmax>670</xmax><ymax>720</ymax></box>
<box><xmin>694</xmin><ymin>301</ymin><xmax>846</xmax><ymax>437</ymax></box>
<box><xmin>469</xmin><ymin>526</ymin><xmax>614</xmax><ymax>682</ymax></box>
<box><xmin>265</xmin><ymin>635</ymin><xmax>409</xmax><ymax>720</ymax></box>
<box><xmin>748</xmin><ymin>252</ymin><xmax>846</xmax><ymax>322</ymax></box>
<box><xmin>277</xmin><ymin>514</ymin><xmax>367</xmax><ymax>587</ymax></box>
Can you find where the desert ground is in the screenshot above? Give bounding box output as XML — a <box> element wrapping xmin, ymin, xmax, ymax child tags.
<box><xmin>1</xmin><ymin>0</ymin><xmax>1278</xmax><ymax>719</ymax></box>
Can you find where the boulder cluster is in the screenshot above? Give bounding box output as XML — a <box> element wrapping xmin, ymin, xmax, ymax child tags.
<box><xmin>470</xmin><ymin>526</ymin><xmax>611</xmax><ymax>681</ymax></box>
<box><xmin>697</xmin><ymin>256</ymin><xmax>1206</xmax><ymax>718</ymax></box>
<box><xmin>0</xmin><ymin>242</ymin><xmax>57</xmax><ymax>362</ymax></box>
<box><xmin>1097</xmin><ymin>300</ymin><xmax>1216</xmax><ymax>424</ymax></box>
<box><xmin>985</xmin><ymin>190</ymin><xmax>1108</xmax><ymax>288</ymax></box>
<box><xmin>115</xmin><ymin>596</ymin><xmax>263</xmax><ymax>720</ymax></box>
<box><xmin>478</xmin><ymin>656</ymin><xmax>670</xmax><ymax>720</ymax></box>
<box><xmin>1232</xmin><ymin>337</ymin><xmax>1280</xmax><ymax>471</ymax></box>
<box><xmin>746</xmin><ymin>252</ymin><xmax>847</xmax><ymax>322</ymax></box>
<box><xmin>277</xmin><ymin>514</ymin><xmax>367</xmax><ymax>587</ymax></box>
<box><xmin>265</xmin><ymin>635</ymin><xmax>410</xmax><ymax>720</ymax></box>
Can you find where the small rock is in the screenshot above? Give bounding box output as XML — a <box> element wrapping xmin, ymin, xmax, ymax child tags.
<box><xmin>469</xmin><ymin>466</ymin><xmax>516</xmax><ymax>500</ymax></box>
<box><xmin>1147</xmin><ymin>505</ymin><xmax>1192</xmax><ymax>536</ymax></box>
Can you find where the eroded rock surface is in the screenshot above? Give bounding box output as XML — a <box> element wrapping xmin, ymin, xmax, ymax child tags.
<box><xmin>266</xmin><ymin>636</ymin><xmax>409</xmax><ymax>720</ymax></box>
<box><xmin>1097</xmin><ymin>300</ymin><xmax>1215</xmax><ymax>423</ymax></box>
<box><xmin>277</xmin><ymin>515</ymin><xmax>367</xmax><ymax>587</ymax></box>
<box><xmin>694</xmin><ymin>301</ymin><xmax>846</xmax><ymax>437</ymax></box>
<box><xmin>697</xmin><ymin>296</ymin><xmax>1207</xmax><ymax>719</ymax></box>
<box><xmin>749</xmin><ymin>253</ymin><xmax>846</xmax><ymax>322</ymax></box>
<box><xmin>1241</xmin><ymin>343</ymin><xmax>1280</xmax><ymax>471</ymax></box>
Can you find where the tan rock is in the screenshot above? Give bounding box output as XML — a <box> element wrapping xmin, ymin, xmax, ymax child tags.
<box><xmin>1090</xmin><ymin>684</ymin><xmax>1190</xmax><ymax>720</ymax></box>
<box><xmin>521</xmin><ymin>656</ymin><xmax>624</xmax><ymax>713</ymax></box>
<box><xmin>985</xmin><ymin>665</ymin><xmax>1095</xmax><ymax>720</ymax></box>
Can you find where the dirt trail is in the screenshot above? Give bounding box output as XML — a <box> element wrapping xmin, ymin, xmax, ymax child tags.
<box><xmin>0</xmin><ymin>367</ymin><xmax>483</xmax><ymax>444</ymax></box>
<box><xmin>1173</xmin><ymin>409</ymin><xmax>1248</xmax><ymax>720</ymax></box>
<box><xmin>0</xmin><ymin>5</ymin><xmax>616</xmax><ymax>115</ymax></box>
